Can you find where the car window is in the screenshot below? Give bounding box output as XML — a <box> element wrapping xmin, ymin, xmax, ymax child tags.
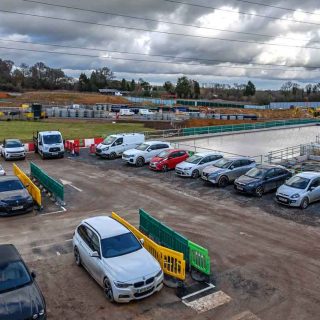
<box><xmin>285</xmin><ymin>176</ymin><xmax>310</xmax><ymax>189</ymax></box>
<box><xmin>275</xmin><ymin>168</ymin><xmax>286</xmax><ymax>176</ymax></box>
<box><xmin>136</xmin><ymin>143</ymin><xmax>149</xmax><ymax>151</ymax></box>
<box><xmin>43</xmin><ymin>134</ymin><xmax>62</xmax><ymax>145</ymax></box>
<box><xmin>114</xmin><ymin>138</ymin><xmax>123</xmax><ymax>145</ymax></box>
<box><xmin>231</xmin><ymin>160</ymin><xmax>242</xmax><ymax>168</ymax></box>
<box><xmin>200</xmin><ymin>157</ymin><xmax>210</xmax><ymax>164</ymax></box>
<box><xmin>170</xmin><ymin>152</ymin><xmax>179</xmax><ymax>158</ymax></box>
<box><xmin>5</xmin><ymin>141</ymin><xmax>22</xmax><ymax>148</ymax></box>
<box><xmin>0</xmin><ymin>261</ymin><xmax>31</xmax><ymax>293</ymax></box>
<box><xmin>91</xmin><ymin>233</ymin><xmax>101</xmax><ymax>254</ymax></box>
<box><xmin>210</xmin><ymin>155</ymin><xmax>222</xmax><ymax>161</ymax></box>
<box><xmin>159</xmin><ymin>144</ymin><xmax>169</xmax><ymax>149</ymax></box>
<box><xmin>310</xmin><ymin>178</ymin><xmax>320</xmax><ymax>189</ymax></box>
<box><xmin>179</xmin><ymin>151</ymin><xmax>187</xmax><ymax>157</ymax></box>
<box><xmin>240</xmin><ymin>159</ymin><xmax>252</xmax><ymax>166</ymax></box>
<box><xmin>77</xmin><ymin>225</ymin><xmax>91</xmax><ymax>246</ymax></box>
<box><xmin>265</xmin><ymin>169</ymin><xmax>276</xmax><ymax>179</ymax></box>
<box><xmin>102</xmin><ymin>136</ymin><xmax>117</xmax><ymax>145</ymax></box>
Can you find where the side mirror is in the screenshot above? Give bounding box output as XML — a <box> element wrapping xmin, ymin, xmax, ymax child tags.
<box><xmin>31</xmin><ymin>271</ymin><xmax>36</xmax><ymax>279</ymax></box>
<box><xmin>140</xmin><ymin>238</ymin><xmax>144</xmax><ymax>245</ymax></box>
<box><xmin>39</xmin><ymin>142</ymin><xmax>42</xmax><ymax>146</ymax></box>
<box><xmin>230</xmin><ymin>166</ymin><xmax>234</xmax><ymax>170</ymax></box>
<box><xmin>147</xmin><ymin>149</ymin><xmax>151</xmax><ymax>152</ymax></box>
<box><xmin>90</xmin><ymin>251</ymin><xmax>100</xmax><ymax>258</ymax></box>
<box><xmin>309</xmin><ymin>186</ymin><xmax>315</xmax><ymax>192</ymax></box>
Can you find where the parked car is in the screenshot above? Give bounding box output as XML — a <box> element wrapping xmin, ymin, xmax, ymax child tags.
<box><xmin>149</xmin><ymin>149</ymin><xmax>189</xmax><ymax>171</ymax></box>
<box><xmin>202</xmin><ymin>156</ymin><xmax>256</xmax><ymax>187</ymax></box>
<box><xmin>0</xmin><ymin>176</ymin><xmax>34</xmax><ymax>216</ymax></box>
<box><xmin>0</xmin><ymin>244</ymin><xmax>46</xmax><ymax>320</ymax></box>
<box><xmin>234</xmin><ymin>164</ymin><xmax>292</xmax><ymax>197</ymax></box>
<box><xmin>1</xmin><ymin>139</ymin><xmax>25</xmax><ymax>160</ymax></box>
<box><xmin>0</xmin><ymin>165</ymin><xmax>5</xmax><ymax>176</ymax></box>
<box><xmin>276</xmin><ymin>172</ymin><xmax>320</xmax><ymax>209</ymax></box>
<box><xmin>175</xmin><ymin>152</ymin><xmax>223</xmax><ymax>178</ymax></box>
<box><xmin>73</xmin><ymin>216</ymin><xmax>163</xmax><ymax>303</ymax></box>
<box><xmin>122</xmin><ymin>141</ymin><xmax>171</xmax><ymax>167</ymax></box>
<box><xmin>96</xmin><ymin>133</ymin><xmax>145</xmax><ymax>159</ymax></box>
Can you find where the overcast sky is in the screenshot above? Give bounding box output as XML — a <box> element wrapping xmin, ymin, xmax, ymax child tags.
<box><xmin>1</xmin><ymin>0</ymin><xmax>320</xmax><ymax>89</ymax></box>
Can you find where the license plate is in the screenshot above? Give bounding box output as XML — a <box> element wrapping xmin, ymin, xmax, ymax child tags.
<box><xmin>51</xmin><ymin>152</ymin><xmax>58</xmax><ymax>155</ymax></box>
<box><xmin>237</xmin><ymin>186</ymin><xmax>244</xmax><ymax>190</ymax></box>
<box><xmin>136</xmin><ymin>284</ymin><xmax>153</xmax><ymax>294</ymax></box>
<box><xmin>12</xmin><ymin>206</ymin><xmax>23</xmax><ymax>210</ymax></box>
<box><xmin>278</xmin><ymin>197</ymin><xmax>288</xmax><ymax>203</ymax></box>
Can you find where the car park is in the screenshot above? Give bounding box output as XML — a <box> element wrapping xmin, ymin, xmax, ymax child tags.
<box><xmin>1</xmin><ymin>139</ymin><xmax>25</xmax><ymax>160</ymax></box>
<box><xmin>202</xmin><ymin>156</ymin><xmax>256</xmax><ymax>187</ymax></box>
<box><xmin>149</xmin><ymin>149</ymin><xmax>189</xmax><ymax>171</ymax></box>
<box><xmin>0</xmin><ymin>165</ymin><xmax>5</xmax><ymax>176</ymax></box>
<box><xmin>0</xmin><ymin>244</ymin><xmax>46</xmax><ymax>320</ymax></box>
<box><xmin>234</xmin><ymin>164</ymin><xmax>292</xmax><ymax>197</ymax></box>
<box><xmin>96</xmin><ymin>133</ymin><xmax>145</xmax><ymax>159</ymax></box>
<box><xmin>0</xmin><ymin>176</ymin><xmax>34</xmax><ymax>216</ymax></box>
<box><xmin>175</xmin><ymin>152</ymin><xmax>223</xmax><ymax>178</ymax></box>
<box><xmin>276</xmin><ymin>172</ymin><xmax>320</xmax><ymax>209</ymax></box>
<box><xmin>122</xmin><ymin>141</ymin><xmax>171</xmax><ymax>167</ymax></box>
<box><xmin>73</xmin><ymin>216</ymin><xmax>163</xmax><ymax>303</ymax></box>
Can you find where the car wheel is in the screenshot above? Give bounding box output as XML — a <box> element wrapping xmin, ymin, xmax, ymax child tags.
<box><xmin>300</xmin><ymin>197</ymin><xmax>309</xmax><ymax>209</ymax></box>
<box><xmin>162</xmin><ymin>165</ymin><xmax>168</xmax><ymax>172</ymax></box>
<box><xmin>109</xmin><ymin>152</ymin><xmax>117</xmax><ymax>160</ymax></box>
<box><xmin>255</xmin><ymin>186</ymin><xmax>264</xmax><ymax>197</ymax></box>
<box><xmin>191</xmin><ymin>169</ymin><xmax>200</xmax><ymax>179</ymax></box>
<box><xmin>74</xmin><ymin>247</ymin><xmax>81</xmax><ymax>266</ymax></box>
<box><xmin>136</xmin><ymin>157</ymin><xmax>145</xmax><ymax>167</ymax></box>
<box><xmin>218</xmin><ymin>176</ymin><xmax>229</xmax><ymax>188</ymax></box>
<box><xmin>104</xmin><ymin>278</ymin><xmax>114</xmax><ymax>302</ymax></box>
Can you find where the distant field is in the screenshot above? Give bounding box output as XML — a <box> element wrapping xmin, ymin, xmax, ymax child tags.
<box><xmin>0</xmin><ymin>120</ymin><xmax>150</xmax><ymax>141</ymax></box>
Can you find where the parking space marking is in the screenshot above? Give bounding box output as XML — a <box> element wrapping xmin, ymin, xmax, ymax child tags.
<box><xmin>229</xmin><ymin>310</ymin><xmax>261</xmax><ymax>320</ymax></box>
<box><xmin>61</xmin><ymin>179</ymin><xmax>83</xmax><ymax>192</ymax></box>
<box><xmin>181</xmin><ymin>283</ymin><xmax>215</xmax><ymax>300</ymax></box>
<box><xmin>182</xmin><ymin>290</ymin><xmax>231</xmax><ymax>314</ymax></box>
<box><xmin>40</xmin><ymin>206</ymin><xmax>67</xmax><ymax>216</ymax></box>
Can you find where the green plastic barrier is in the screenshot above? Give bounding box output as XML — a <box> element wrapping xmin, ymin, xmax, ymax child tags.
<box><xmin>30</xmin><ymin>162</ymin><xmax>64</xmax><ymax>202</ymax></box>
<box><xmin>139</xmin><ymin>209</ymin><xmax>189</xmax><ymax>262</ymax></box>
<box><xmin>188</xmin><ymin>241</ymin><xmax>211</xmax><ymax>276</ymax></box>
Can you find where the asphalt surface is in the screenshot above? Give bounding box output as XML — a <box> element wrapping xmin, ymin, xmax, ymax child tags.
<box><xmin>1</xmin><ymin>150</ymin><xmax>320</xmax><ymax>320</ymax></box>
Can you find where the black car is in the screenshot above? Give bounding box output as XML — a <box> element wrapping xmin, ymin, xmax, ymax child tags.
<box><xmin>0</xmin><ymin>176</ymin><xmax>34</xmax><ymax>216</ymax></box>
<box><xmin>0</xmin><ymin>244</ymin><xmax>46</xmax><ymax>320</ymax></box>
<box><xmin>234</xmin><ymin>164</ymin><xmax>292</xmax><ymax>197</ymax></box>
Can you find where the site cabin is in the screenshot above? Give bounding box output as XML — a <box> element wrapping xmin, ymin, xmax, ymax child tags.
<box><xmin>95</xmin><ymin>133</ymin><xmax>145</xmax><ymax>159</ymax></box>
<box><xmin>33</xmin><ymin>131</ymin><xmax>65</xmax><ymax>159</ymax></box>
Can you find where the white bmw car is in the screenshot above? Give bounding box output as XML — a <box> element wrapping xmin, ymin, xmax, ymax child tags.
<box><xmin>73</xmin><ymin>216</ymin><xmax>163</xmax><ymax>303</ymax></box>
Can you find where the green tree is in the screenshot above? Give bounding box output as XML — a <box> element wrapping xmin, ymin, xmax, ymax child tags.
<box><xmin>244</xmin><ymin>81</ymin><xmax>256</xmax><ymax>96</ymax></box>
<box><xmin>175</xmin><ymin>76</ymin><xmax>191</xmax><ymax>98</ymax></box>
<box><xmin>193</xmin><ymin>80</ymin><xmax>200</xmax><ymax>99</ymax></box>
<box><xmin>78</xmin><ymin>73</ymin><xmax>90</xmax><ymax>91</ymax></box>
<box><xmin>163</xmin><ymin>81</ymin><xmax>175</xmax><ymax>93</ymax></box>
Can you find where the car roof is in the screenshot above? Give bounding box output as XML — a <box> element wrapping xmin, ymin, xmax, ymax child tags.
<box><xmin>194</xmin><ymin>152</ymin><xmax>222</xmax><ymax>157</ymax></box>
<box><xmin>83</xmin><ymin>216</ymin><xmax>130</xmax><ymax>239</ymax></box>
<box><xmin>4</xmin><ymin>139</ymin><xmax>21</xmax><ymax>142</ymax></box>
<box><xmin>144</xmin><ymin>141</ymin><xmax>170</xmax><ymax>145</ymax></box>
<box><xmin>0</xmin><ymin>244</ymin><xmax>21</xmax><ymax>265</ymax></box>
<box><xmin>224</xmin><ymin>156</ymin><xmax>253</xmax><ymax>161</ymax></box>
<box><xmin>297</xmin><ymin>171</ymin><xmax>320</xmax><ymax>179</ymax></box>
<box><xmin>257</xmin><ymin>164</ymin><xmax>287</xmax><ymax>170</ymax></box>
<box><xmin>40</xmin><ymin>131</ymin><xmax>61</xmax><ymax>135</ymax></box>
<box><xmin>0</xmin><ymin>175</ymin><xmax>19</xmax><ymax>182</ymax></box>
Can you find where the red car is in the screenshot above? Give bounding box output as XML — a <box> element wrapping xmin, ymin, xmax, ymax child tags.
<box><xmin>149</xmin><ymin>149</ymin><xmax>189</xmax><ymax>171</ymax></box>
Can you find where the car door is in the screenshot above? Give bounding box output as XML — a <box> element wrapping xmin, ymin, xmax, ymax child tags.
<box><xmin>76</xmin><ymin>225</ymin><xmax>93</xmax><ymax>271</ymax></box>
<box><xmin>197</xmin><ymin>156</ymin><xmax>212</xmax><ymax>171</ymax></box>
<box><xmin>263</xmin><ymin>169</ymin><xmax>278</xmax><ymax>192</ymax></box>
<box><xmin>113</xmin><ymin>137</ymin><xmax>124</xmax><ymax>155</ymax></box>
<box><xmin>228</xmin><ymin>160</ymin><xmax>243</xmax><ymax>181</ymax></box>
<box><xmin>308</xmin><ymin>178</ymin><xmax>320</xmax><ymax>203</ymax></box>
<box><xmin>274</xmin><ymin>168</ymin><xmax>289</xmax><ymax>188</ymax></box>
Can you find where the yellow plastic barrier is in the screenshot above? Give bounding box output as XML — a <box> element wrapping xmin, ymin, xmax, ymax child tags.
<box><xmin>13</xmin><ymin>163</ymin><xmax>42</xmax><ymax>207</ymax></box>
<box><xmin>112</xmin><ymin>212</ymin><xmax>186</xmax><ymax>280</ymax></box>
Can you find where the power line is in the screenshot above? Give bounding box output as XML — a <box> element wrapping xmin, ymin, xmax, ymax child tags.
<box><xmin>19</xmin><ymin>0</ymin><xmax>311</xmax><ymax>42</ymax></box>
<box><xmin>0</xmin><ymin>45</ymin><xmax>317</xmax><ymax>74</ymax></box>
<box><xmin>2</xmin><ymin>38</ymin><xmax>320</xmax><ymax>70</ymax></box>
<box><xmin>2</xmin><ymin>9</ymin><xmax>320</xmax><ymax>51</ymax></box>
<box><xmin>162</xmin><ymin>0</ymin><xmax>320</xmax><ymax>27</ymax></box>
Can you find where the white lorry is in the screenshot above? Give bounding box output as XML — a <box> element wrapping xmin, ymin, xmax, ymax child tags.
<box><xmin>95</xmin><ymin>133</ymin><xmax>145</xmax><ymax>159</ymax></box>
<box><xmin>33</xmin><ymin>131</ymin><xmax>65</xmax><ymax>159</ymax></box>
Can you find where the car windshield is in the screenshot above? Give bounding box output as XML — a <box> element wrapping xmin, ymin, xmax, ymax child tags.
<box><xmin>43</xmin><ymin>134</ymin><xmax>62</xmax><ymax>145</ymax></box>
<box><xmin>214</xmin><ymin>158</ymin><xmax>232</xmax><ymax>169</ymax></box>
<box><xmin>0</xmin><ymin>261</ymin><xmax>31</xmax><ymax>293</ymax></box>
<box><xmin>157</xmin><ymin>150</ymin><xmax>170</xmax><ymax>158</ymax></box>
<box><xmin>101</xmin><ymin>232</ymin><xmax>142</xmax><ymax>258</ymax></box>
<box><xmin>5</xmin><ymin>141</ymin><xmax>22</xmax><ymax>148</ymax></box>
<box><xmin>285</xmin><ymin>176</ymin><xmax>310</xmax><ymax>190</ymax></box>
<box><xmin>245</xmin><ymin>167</ymin><xmax>266</xmax><ymax>179</ymax></box>
<box><xmin>186</xmin><ymin>155</ymin><xmax>202</xmax><ymax>164</ymax></box>
<box><xmin>0</xmin><ymin>180</ymin><xmax>24</xmax><ymax>192</ymax></box>
<box><xmin>136</xmin><ymin>143</ymin><xmax>149</xmax><ymax>151</ymax></box>
<box><xmin>102</xmin><ymin>136</ymin><xmax>117</xmax><ymax>145</ymax></box>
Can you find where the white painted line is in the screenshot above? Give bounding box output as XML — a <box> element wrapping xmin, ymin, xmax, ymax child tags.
<box><xmin>70</xmin><ymin>184</ymin><xmax>83</xmax><ymax>192</ymax></box>
<box><xmin>40</xmin><ymin>206</ymin><xmax>67</xmax><ymax>216</ymax></box>
<box><xmin>181</xmin><ymin>283</ymin><xmax>215</xmax><ymax>300</ymax></box>
<box><xmin>183</xmin><ymin>291</ymin><xmax>231</xmax><ymax>314</ymax></box>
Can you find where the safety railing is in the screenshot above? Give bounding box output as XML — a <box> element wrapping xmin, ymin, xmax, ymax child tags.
<box><xmin>30</xmin><ymin>163</ymin><xmax>64</xmax><ymax>203</ymax></box>
<box><xmin>139</xmin><ymin>209</ymin><xmax>211</xmax><ymax>276</ymax></box>
<box><xmin>13</xmin><ymin>163</ymin><xmax>42</xmax><ymax>207</ymax></box>
<box><xmin>111</xmin><ymin>212</ymin><xmax>186</xmax><ymax>280</ymax></box>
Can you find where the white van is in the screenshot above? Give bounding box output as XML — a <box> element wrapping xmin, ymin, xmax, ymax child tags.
<box><xmin>33</xmin><ymin>131</ymin><xmax>64</xmax><ymax>159</ymax></box>
<box><xmin>139</xmin><ymin>109</ymin><xmax>154</xmax><ymax>116</ymax></box>
<box><xmin>96</xmin><ymin>133</ymin><xmax>145</xmax><ymax>159</ymax></box>
<box><xmin>119</xmin><ymin>109</ymin><xmax>134</xmax><ymax>116</ymax></box>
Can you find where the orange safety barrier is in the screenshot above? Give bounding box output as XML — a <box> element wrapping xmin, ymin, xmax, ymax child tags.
<box><xmin>89</xmin><ymin>144</ymin><xmax>96</xmax><ymax>154</ymax></box>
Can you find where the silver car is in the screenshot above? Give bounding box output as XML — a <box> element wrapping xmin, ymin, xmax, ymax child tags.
<box><xmin>202</xmin><ymin>156</ymin><xmax>256</xmax><ymax>187</ymax></box>
<box><xmin>276</xmin><ymin>172</ymin><xmax>320</xmax><ymax>209</ymax></box>
<box><xmin>73</xmin><ymin>216</ymin><xmax>163</xmax><ymax>303</ymax></box>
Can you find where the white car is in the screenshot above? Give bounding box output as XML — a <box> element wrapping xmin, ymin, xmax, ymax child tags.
<box><xmin>73</xmin><ymin>216</ymin><xmax>163</xmax><ymax>303</ymax></box>
<box><xmin>175</xmin><ymin>152</ymin><xmax>223</xmax><ymax>178</ymax></box>
<box><xmin>122</xmin><ymin>141</ymin><xmax>171</xmax><ymax>167</ymax></box>
<box><xmin>1</xmin><ymin>139</ymin><xmax>25</xmax><ymax>160</ymax></box>
<box><xmin>276</xmin><ymin>172</ymin><xmax>320</xmax><ymax>209</ymax></box>
<box><xmin>0</xmin><ymin>165</ymin><xmax>5</xmax><ymax>176</ymax></box>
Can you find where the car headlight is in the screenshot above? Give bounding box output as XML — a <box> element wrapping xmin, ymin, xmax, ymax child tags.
<box><xmin>102</xmin><ymin>147</ymin><xmax>109</xmax><ymax>151</ymax></box>
<box><xmin>209</xmin><ymin>172</ymin><xmax>219</xmax><ymax>177</ymax></box>
<box><xmin>184</xmin><ymin>167</ymin><xmax>193</xmax><ymax>170</ymax></box>
<box><xmin>155</xmin><ymin>269</ymin><xmax>163</xmax><ymax>278</ymax></box>
<box><xmin>291</xmin><ymin>193</ymin><xmax>300</xmax><ymax>199</ymax></box>
<box><xmin>247</xmin><ymin>183</ymin><xmax>256</xmax><ymax>187</ymax></box>
<box><xmin>114</xmin><ymin>281</ymin><xmax>132</xmax><ymax>288</ymax></box>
